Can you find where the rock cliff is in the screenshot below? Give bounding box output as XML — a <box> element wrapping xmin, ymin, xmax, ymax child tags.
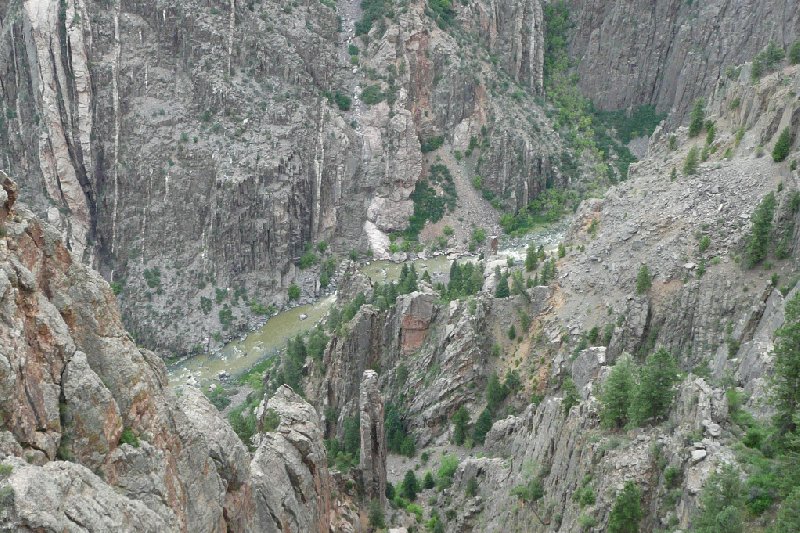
<box><xmin>0</xmin><ymin>171</ymin><xmax>337</xmax><ymax>531</ymax></box>
<box><xmin>0</xmin><ymin>0</ymin><xmax>566</xmax><ymax>356</ymax></box>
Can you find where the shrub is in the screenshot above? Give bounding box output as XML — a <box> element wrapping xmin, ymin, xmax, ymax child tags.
<box><xmin>688</xmin><ymin>99</ymin><xmax>705</xmax><ymax>137</ymax></box>
<box><xmin>423</xmin><ymin>471</ymin><xmax>435</xmax><ymax>490</ymax></box>
<box><xmin>436</xmin><ymin>454</ymin><xmax>459</xmax><ymax>489</ymax></box>
<box><xmin>607</xmin><ymin>482</ymin><xmax>642</xmax><ymax>533</ymax></box>
<box><xmin>635</xmin><ymin>264</ymin><xmax>651</xmax><ymax>294</ymax></box>
<box><xmin>333</xmin><ymin>91</ymin><xmax>351</xmax><ymax>111</ymax></box>
<box><xmin>511</xmin><ymin>476</ymin><xmax>545</xmax><ymax>503</ymax></box>
<box><xmin>287</xmin><ymin>283</ymin><xmax>301</xmax><ymax>301</ymax></box>
<box><xmin>693</xmin><ymin>465</ymin><xmax>744</xmax><ymax>532</ymax></box>
<box><xmin>775</xmin><ymin>487</ymin><xmax>800</xmax><ymax>531</ymax></box>
<box><xmin>773</xmin><ymin>127</ymin><xmax>793</xmax><ymax>163</ymax></box>
<box><xmin>699</xmin><ymin>234</ymin><xmax>711</xmax><ymax>253</ymax></box>
<box><xmin>119</xmin><ymin>428</ymin><xmax>139</xmax><ymax>447</ymax></box>
<box><xmin>143</xmin><ymin>267</ymin><xmax>161</xmax><ymax>289</ymax></box>
<box><xmin>706</xmin><ymin>122</ymin><xmax>716</xmax><ymax>145</ymax></box>
<box><xmin>562</xmin><ymin>377</ymin><xmax>579</xmax><ymax>415</ymax></box>
<box><xmin>205</xmin><ymin>386</ymin><xmax>231</xmax><ymax>410</ymax></box>
<box><xmin>361</xmin><ymin>84</ymin><xmax>384</xmax><ymax>105</ymax></box>
<box><xmin>752</xmin><ymin>41</ymin><xmax>785</xmax><ymax>80</ymax></box>
<box><xmin>298</xmin><ymin>249</ymin><xmax>318</xmax><ymax>269</ymax></box>
<box><xmin>668</xmin><ymin>134</ymin><xmax>678</xmax><ymax>151</ymax></box>
<box><xmin>420</xmin><ymin>135</ymin><xmax>444</xmax><ymax>153</ymax></box>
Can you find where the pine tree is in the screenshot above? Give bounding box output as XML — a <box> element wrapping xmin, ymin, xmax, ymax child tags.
<box><xmin>525</xmin><ymin>244</ymin><xmax>538</xmax><ymax>271</ymax></box>
<box><xmin>773</xmin><ymin>127</ymin><xmax>793</xmax><ymax>163</ymax></box>
<box><xmin>422</xmin><ymin>471</ymin><xmax>435</xmax><ymax>490</ymax></box>
<box><xmin>600</xmin><ymin>355</ymin><xmax>636</xmax><ymax>429</ymax></box>
<box><xmin>630</xmin><ymin>348</ymin><xmax>678</xmax><ymax>425</ymax></box>
<box><xmin>401</xmin><ymin>470</ymin><xmax>419</xmax><ymax>501</ymax></box>
<box><xmin>452</xmin><ymin>406</ymin><xmax>470</xmax><ymax>445</ymax></box>
<box><xmin>558</xmin><ymin>242</ymin><xmax>566</xmax><ymax>258</ymax></box>
<box><xmin>448</xmin><ymin>260</ymin><xmax>463</xmax><ymax>297</ymax></box>
<box><xmin>495</xmin><ymin>273</ymin><xmax>510</xmax><ymax>298</ymax></box>
<box><xmin>683</xmin><ymin>146</ymin><xmax>700</xmax><ymax>175</ymax></box>
<box><xmin>689</xmin><ymin>99</ymin><xmax>705</xmax><ymax>137</ymax></box>
<box><xmin>562</xmin><ymin>377</ymin><xmax>580</xmax><ymax>415</ymax></box>
<box><xmin>773</xmin><ymin>292</ymin><xmax>800</xmax><ymax>434</ymax></box>
<box><xmin>472</xmin><ymin>408</ymin><xmax>493</xmax><ymax>444</ymax></box>
<box><xmin>486</xmin><ymin>372</ymin><xmax>508</xmax><ymax>412</ymax></box>
<box><xmin>607</xmin><ymin>482</ymin><xmax>643</xmax><ymax>533</ymax></box>
<box><xmin>635</xmin><ymin>264</ymin><xmax>651</xmax><ymax>295</ymax></box>
<box><xmin>745</xmin><ymin>192</ymin><xmax>776</xmax><ymax>268</ymax></box>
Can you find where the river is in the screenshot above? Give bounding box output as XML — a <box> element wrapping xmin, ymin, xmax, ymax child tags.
<box><xmin>168</xmin><ymin>220</ymin><xmax>570</xmax><ymax>390</ymax></box>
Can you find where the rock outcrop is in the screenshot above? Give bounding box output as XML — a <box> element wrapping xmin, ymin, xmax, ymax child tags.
<box><xmin>358</xmin><ymin>369</ymin><xmax>387</xmax><ymax>506</ymax></box>
<box><xmin>251</xmin><ymin>385</ymin><xmax>332</xmax><ymax>533</ymax></box>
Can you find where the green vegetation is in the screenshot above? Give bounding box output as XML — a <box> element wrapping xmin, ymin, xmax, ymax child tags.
<box><xmin>330</xmin><ymin>91</ymin><xmax>351</xmax><ymax>111</ymax></box>
<box><xmin>593</xmin><ymin>105</ymin><xmax>666</xmax><ymax>144</ymax></box>
<box><xmin>420</xmin><ymin>135</ymin><xmax>444</xmax><ymax>153</ymax></box>
<box><xmin>684</xmin><ymin>145</ymin><xmax>700</xmax><ymax>175</ymax></box>
<box><xmin>494</xmin><ymin>272</ymin><xmax>510</xmax><ymax>298</ymax></box>
<box><xmin>443</xmin><ymin>260</ymin><xmax>484</xmax><ymax>300</ymax></box>
<box><xmin>119</xmin><ymin>428</ymin><xmax>140</xmax><ymax>448</ymax></box>
<box><xmin>472</xmin><ymin>408</ymin><xmax>493</xmax><ymax>444</ymax></box>
<box><xmin>689</xmin><ymin>99</ymin><xmax>705</xmax><ymax>138</ymax></box>
<box><xmin>745</xmin><ymin>192</ymin><xmax>776</xmax><ymax>268</ymax></box>
<box><xmin>699</xmin><ymin>234</ymin><xmax>711</xmax><ymax>253</ymax></box>
<box><xmin>773</xmin><ymin>127</ymin><xmax>793</xmax><ymax>163</ymax></box>
<box><xmin>500</xmin><ymin>188</ymin><xmax>580</xmax><ymax>235</ymax></box>
<box><xmin>607</xmin><ymin>482</ymin><xmax>642</xmax><ymax>533</ymax></box>
<box><xmin>562</xmin><ymin>377</ymin><xmax>580</xmax><ymax>415</ymax></box>
<box><xmin>218</xmin><ymin>305</ymin><xmax>233</xmax><ymax>328</ymax></box>
<box><xmin>401</xmin><ymin>469</ymin><xmax>419</xmax><ymax>500</ymax></box>
<box><xmin>288</xmin><ymin>283</ymin><xmax>301</xmax><ymax>301</ymax></box>
<box><xmin>385</xmin><ymin>402</ymin><xmax>415</xmax><ymax>457</ymax></box>
<box><xmin>368</xmin><ymin>499</ymin><xmax>385</xmax><ymax>529</ymax></box>
<box><xmin>143</xmin><ymin>267</ymin><xmax>161</xmax><ymax>289</ymax></box>
<box><xmin>629</xmin><ymin>348</ymin><xmax>679</xmax><ymax>425</ymax></box>
<box><xmin>298</xmin><ymin>248</ymin><xmax>318</xmax><ymax>269</ymax></box>
<box><xmin>205</xmin><ymin>386</ymin><xmax>231</xmax><ymax>410</ymax></box>
<box><xmin>600</xmin><ymin>355</ymin><xmax>636</xmax><ymax>429</ymax></box>
<box><xmin>791</xmin><ymin>41</ymin><xmax>800</xmax><ymax>65</ymax></box>
<box><xmin>436</xmin><ymin>454</ymin><xmax>459</xmax><ymax>489</ymax></box>
<box><xmin>752</xmin><ymin>41</ymin><xmax>785</xmax><ymax>81</ymax></box>
<box><xmin>355</xmin><ymin>0</ymin><xmax>392</xmax><ymax>35</ymax></box>
<box><xmin>404</xmin><ymin>165</ymin><xmax>456</xmax><ymax>240</ymax></box>
<box><xmin>452</xmin><ymin>406</ymin><xmax>469</xmax><ymax>445</ymax></box>
<box><xmin>525</xmin><ymin>244</ymin><xmax>539</xmax><ymax>271</ymax></box>
<box><xmin>635</xmin><ymin>264</ymin><xmax>651</xmax><ymax>295</ymax></box>
<box><xmin>427</xmin><ymin>0</ymin><xmax>455</xmax><ymax>27</ymax></box>
<box><xmin>773</xmin><ymin>291</ymin><xmax>800</xmax><ymax>434</ymax></box>
<box><xmin>200</xmin><ymin>296</ymin><xmax>213</xmax><ymax>314</ymax></box>
<box><xmin>361</xmin><ymin>84</ymin><xmax>384</xmax><ymax>105</ymax></box>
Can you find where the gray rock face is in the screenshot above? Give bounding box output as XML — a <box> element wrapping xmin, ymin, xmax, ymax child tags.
<box><xmin>0</xmin><ymin>0</ymin><xmax>565</xmax><ymax>356</ymax></box>
<box><xmin>569</xmin><ymin>0</ymin><xmax>800</xmax><ymax>118</ymax></box>
<box><xmin>359</xmin><ymin>369</ymin><xmax>387</xmax><ymax>506</ymax></box>
<box><xmin>251</xmin><ymin>385</ymin><xmax>332</xmax><ymax>533</ymax></box>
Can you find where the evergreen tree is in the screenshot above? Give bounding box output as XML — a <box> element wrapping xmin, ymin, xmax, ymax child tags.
<box><xmin>401</xmin><ymin>470</ymin><xmax>419</xmax><ymax>501</ymax></box>
<box><xmin>689</xmin><ymin>99</ymin><xmax>705</xmax><ymax>137</ymax></box>
<box><xmin>773</xmin><ymin>292</ymin><xmax>800</xmax><ymax>434</ymax></box>
<box><xmin>635</xmin><ymin>264</ymin><xmax>651</xmax><ymax>295</ymax></box>
<box><xmin>600</xmin><ymin>355</ymin><xmax>636</xmax><ymax>429</ymax></box>
<box><xmin>422</xmin><ymin>471</ymin><xmax>436</xmax><ymax>490</ymax></box>
<box><xmin>684</xmin><ymin>145</ymin><xmax>700</xmax><ymax>175</ymax></box>
<box><xmin>449</xmin><ymin>260</ymin><xmax>463</xmax><ymax>296</ymax></box>
<box><xmin>773</xmin><ymin>127</ymin><xmax>793</xmax><ymax>163</ymax></box>
<box><xmin>486</xmin><ymin>372</ymin><xmax>508</xmax><ymax>412</ymax></box>
<box><xmin>607</xmin><ymin>482</ymin><xmax>643</xmax><ymax>533</ymax></box>
<box><xmin>562</xmin><ymin>377</ymin><xmax>580</xmax><ymax>415</ymax></box>
<box><xmin>630</xmin><ymin>349</ymin><xmax>678</xmax><ymax>425</ymax></box>
<box><xmin>775</xmin><ymin>487</ymin><xmax>800</xmax><ymax>532</ymax></box>
<box><xmin>558</xmin><ymin>242</ymin><xmax>566</xmax><ymax>258</ymax></box>
<box><xmin>745</xmin><ymin>192</ymin><xmax>776</xmax><ymax>268</ymax></box>
<box><xmin>342</xmin><ymin>416</ymin><xmax>361</xmax><ymax>456</ymax></box>
<box><xmin>452</xmin><ymin>406</ymin><xmax>470</xmax><ymax>445</ymax></box>
<box><xmin>693</xmin><ymin>465</ymin><xmax>744</xmax><ymax>533</ymax></box>
<box><xmin>525</xmin><ymin>244</ymin><xmax>538</xmax><ymax>271</ymax></box>
<box><xmin>472</xmin><ymin>408</ymin><xmax>493</xmax><ymax>444</ymax></box>
<box><xmin>495</xmin><ymin>273</ymin><xmax>510</xmax><ymax>298</ymax></box>
<box><xmin>791</xmin><ymin>41</ymin><xmax>800</xmax><ymax>65</ymax></box>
